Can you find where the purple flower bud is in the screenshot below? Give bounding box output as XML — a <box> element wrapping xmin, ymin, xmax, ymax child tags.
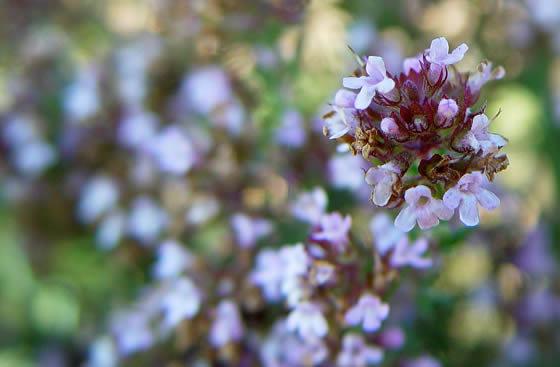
<box><xmin>380</xmin><ymin>117</ymin><xmax>405</xmax><ymax>136</ymax></box>
<box><xmin>378</xmin><ymin>326</ymin><xmax>405</xmax><ymax>349</ymax></box>
<box><xmin>436</xmin><ymin>98</ymin><xmax>458</xmax><ymax>127</ymax></box>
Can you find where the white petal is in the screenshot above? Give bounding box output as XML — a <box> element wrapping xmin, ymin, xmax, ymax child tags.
<box><xmin>366</xmin><ymin>56</ymin><xmax>387</xmax><ymax>78</ymax></box>
<box><xmin>476</xmin><ymin>188</ymin><xmax>500</xmax><ymax>210</ymax></box>
<box><xmin>432</xmin><ymin>199</ymin><xmax>454</xmax><ymax>220</ymax></box>
<box><xmin>394</xmin><ymin>206</ymin><xmax>417</xmax><ymax>232</ymax></box>
<box><xmin>342</xmin><ymin>76</ymin><xmax>365</xmax><ymax>89</ymax></box>
<box><xmin>375</xmin><ymin>77</ymin><xmax>395</xmax><ymax>94</ymax></box>
<box><xmin>459</xmin><ymin>194</ymin><xmax>479</xmax><ymax>226</ymax></box>
<box><xmin>443</xmin><ymin>187</ymin><xmax>462</xmax><ymax>209</ymax></box>
<box><xmin>354</xmin><ymin>85</ymin><xmax>375</xmax><ymax>110</ymax></box>
<box><xmin>373</xmin><ymin>183</ymin><xmax>392</xmax><ymax>207</ymax></box>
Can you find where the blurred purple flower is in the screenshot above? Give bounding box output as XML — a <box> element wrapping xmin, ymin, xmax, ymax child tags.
<box><xmin>403</xmin><ymin>355</ymin><xmax>442</xmax><ymax>367</ymax></box>
<box><xmin>275</xmin><ymin>109</ymin><xmax>307</xmax><ymax>148</ymax></box>
<box><xmin>184</xmin><ymin>66</ymin><xmax>232</xmax><ymax>114</ymax></box>
<box><xmin>147</xmin><ymin>125</ymin><xmax>196</xmax><ymax>175</ymax></box>
<box><xmin>209</xmin><ymin>300</ymin><xmax>244</xmax><ymax>347</ymax></box>
<box><xmin>96</xmin><ymin>210</ymin><xmax>125</xmax><ymax>251</ymax></box>
<box><xmin>160</xmin><ymin>277</ymin><xmax>201</xmax><ymax>329</ymax></box>
<box><xmin>117</xmin><ymin>109</ymin><xmax>158</xmax><ymax>149</ymax></box>
<box><xmin>77</xmin><ymin>176</ymin><xmax>119</xmax><ymax>224</ymax></box>
<box><xmin>152</xmin><ymin>240</ymin><xmax>194</xmax><ymax>279</ymax></box>
<box><xmin>127</xmin><ymin>197</ymin><xmax>168</xmax><ymax>245</ymax></box>
<box><xmin>311</xmin><ymin>212</ymin><xmax>352</xmax><ymax>252</ymax></box>
<box><xmin>291</xmin><ymin>187</ymin><xmax>328</xmax><ymax>225</ymax></box>
<box><xmin>337</xmin><ymin>333</ymin><xmax>384</xmax><ymax>367</ymax></box>
<box><xmin>231</xmin><ymin>213</ymin><xmax>272</xmax><ymax>248</ymax></box>
<box><xmin>390</xmin><ymin>237</ymin><xmax>432</xmax><ymax>269</ymax></box>
<box><xmin>370</xmin><ymin>213</ymin><xmax>404</xmax><ymax>255</ymax></box>
<box><xmin>286</xmin><ymin>302</ymin><xmax>328</xmax><ymax>340</ymax></box>
<box><xmin>345</xmin><ymin>293</ymin><xmax>389</xmax><ymax>333</ymax></box>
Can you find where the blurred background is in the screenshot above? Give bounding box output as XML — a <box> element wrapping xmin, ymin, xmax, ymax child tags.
<box><xmin>0</xmin><ymin>0</ymin><xmax>559</xmax><ymax>366</ymax></box>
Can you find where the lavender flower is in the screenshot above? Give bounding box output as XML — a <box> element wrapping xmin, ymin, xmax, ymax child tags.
<box><xmin>286</xmin><ymin>302</ymin><xmax>328</xmax><ymax>340</ymax></box>
<box><xmin>337</xmin><ymin>333</ymin><xmax>384</xmax><ymax>367</ymax></box>
<box><xmin>436</xmin><ymin>98</ymin><xmax>458</xmax><ymax>127</ymax></box>
<box><xmin>370</xmin><ymin>213</ymin><xmax>404</xmax><ymax>255</ymax></box>
<box><xmin>184</xmin><ymin>66</ymin><xmax>232</xmax><ymax>115</ymax></box>
<box><xmin>463</xmin><ymin>114</ymin><xmax>508</xmax><ymax>156</ymax></box>
<box><xmin>345</xmin><ymin>293</ymin><xmax>389</xmax><ymax>333</ymax></box>
<box><xmin>425</xmin><ymin>37</ymin><xmax>468</xmax><ymax>66</ymax></box>
<box><xmin>311</xmin><ymin>212</ymin><xmax>352</xmax><ymax>252</ymax></box>
<box><xmin>275</xmin><ymin>108</ymin><xmax>307</xmax><ymax>148</ymax></box>
<box><xmin>365</xmin><ymin>162</ymin><xmax>401</xmax><ymax>207</ymax></box>
<box><xmin>443</xmin><ymin>172</ymin><xmax>500</xmax><ymax>226</ymax></box>
<box><xmin>231</xmin><ymin>213</ymin><xmax>272</xmax><ymax>248</ymax></box>
<box><xmin>96</xmin><ymin>211</ymin><xmax>125</xmax><ymax>251</ymax></box>
<box><xmin>160</xmin><ymin>277</ymin><xmax>201</xmax><ymax>329</ymax></box>
<box><xmin>342</xmin><ymin>56</ymin><xmax>395</xmax><ymax>110</ymax></box>
<box><xmin>395</xmin><ymin>186</ymin><xmax>453</xmax><ymax>232</ymax></box>
<box><xmin>77</xmin><ymin>176</ymin><xmax>119</xmax><ymax>224</ymax></box>
<box><xmin>209</xmin><ymin>300</ymin><xmax>244</xmax><ymax>347</ymax></box>
<box><xmin>117</xmin><ymin>109</ymin><xmax>158</xmax><ymax>149</ymax></box>
<box><xmin>147</xmin><ymin>125</ymin><xmax>196</xmax><ymax>175</ymax></box>
<box><xmin>127</xmin><ymin>197</ymin><xmax>168</xmax><ymax>245</ymax></box>
<box><xmin>291</xmin><ymin>187</ymin><xmax>328</xmax><ymax>225</ymax></box>
<box><xmin>251</xmin><ymin>249</ymin><xmax>286</xmax><ymax>302</ymax></box>
<box><xmin>390</xmin><ymin>237</ymin><xmax>432</xmax><ymax>269</ymax></box>
<box><xmin>152</xmin><ymin>240</ymin><xmax>194</xmax><ymax>279</ymax></box>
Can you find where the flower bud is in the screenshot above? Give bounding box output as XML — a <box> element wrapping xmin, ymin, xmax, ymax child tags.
<box><xmin>436</xmin><ymin>98</ymin><xmax>458</xmax><ymax>127</ymax></box>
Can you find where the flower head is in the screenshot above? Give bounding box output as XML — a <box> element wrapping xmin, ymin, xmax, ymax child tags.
<box><xmin>443</xmin><ymin>171</ymin><xmax>500</xmax><ymax>226</ymax></box>
<box><xmin>345</xmin><ymin>293</ymin><xmax>389</xmax><ymax>333</ymax></box>
<box><xmin>394</xmin><ymin>186</ymin><xmax>453</xmax><ymax>232</ymax></box>
<box><xmin>342</xmin><ymin>56</ymin><xmax>395</xmax><ymax>110</ymax></box>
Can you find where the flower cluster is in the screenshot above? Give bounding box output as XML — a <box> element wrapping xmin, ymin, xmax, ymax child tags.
<box><xmin>324</xmin><ymin>37</ymin><xmax>508</xmax><ymax>231</ymax></box>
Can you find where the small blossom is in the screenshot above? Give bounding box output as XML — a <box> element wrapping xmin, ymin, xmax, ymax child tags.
<box><xmin>394</xmin><ymin>185</ymin><xmax>453</xmax><ymax>232</ymax></box>
<box><xmin>64</xmin><ymin>68</ymin><xmax>100</xmax><ymax>122</ymax></box>
<box><xmin>328</xmin><ymin>154</ymin><xmax>368</xmax><ymax>191</ymax></box>
<box><xmin>337</xmin><ymin>333</ymin><xmax>384</xmax><ymax>367</ymax></box>
<box><xmin>467</xmin><ymin>61</ymin><xmax>505</xmax><ymax>96</ymax></box>
<box><xmin>184</xmin><ymin>66</ymin><xmax>232</xmax><ymax>114</ymax></box>
<box><xmin>209</xmin><ymin>300</ymin><xmax>244</xmax><ymax>347</ymax></box>
<box><xmin>185</xmin><ymin>196</ymin><xmax>220</xmax><ymax>225</ymax></box>
<box><xmin>231</xmin><ymin>213</ymin><xmax>272</xmax><ymax>248</ymax></box>
<box><xmin>378</xmin><ymin>326</ymin><xmax>405</xmax><ymax>350</ymax></box>
<box><xmin>343</xmin><ymin>56</ymin><xmax>395</xmax><ymax>110</ymax></box>
<box><xmin>464</xmin><ymin>114</ymin><xmax>507</xmax><ymax>156</ymax></box>
<box><xmin>279</xmin><ymin>243</ymin><xmax>310</xmax><ymax>277</ymax></box>
<box><xmin>443</xmin><ymin>172</ymin><xmax>500</xmax><ymax>226</ymax></box>
<box><xmin>365</xmin><ymin>162</ymin><xmax>401</xmax><ymax>207</ymax></box>
<box><xmin>147</xmin><ymin>126</ymin><xmax>196</xmax><ymax>175</ymax></box>
<box><xmin>160</xmin><ymin>277</ymin><xmax>201</xmax><ymax>329</ymax></box>
<box><xmin>118</xmin><ymin>109</ymin><xmax>158</xmax><ymax>149</ymax></box>
<box><xmin>370</xmin><ymin>213</ymin><xmax>404</xmax><ymax>255</ymax></box>
<box><xmin>311</xmin><ymin>212</ymin><xmax>352</xmax><ymax>252</ymax></box>
<box><xmin>436</xmin><ymin>98</ymin><xmax>458</xmax><ymax>127</ymax></box>
<box><xmin>345</xmin><ymin>293</ymin><xmax>389</xmax><ymax>333</ymax></box>
<box><xmin>286</xmin><ymin>302</ymin><xmax>328</xmax><ymax>340</ymax></box>
<box><xmin>77</xmin><ymin>176</ymin><xmax>119</xmax><ymax>224</ymax></box>
<box><xmin>12</xmin><ymin>140</ymin><xmax>57</xmax><ymax>177</ymax></box>
<box><xmin>334</xmin><ymin>89</ymin><xmax>358</xmax><ymax>108</ymax></box>
<box><xmin>291</xmin><ymin>187</ymin><xmax>328</xmax><ymax>225</ymax></box>
<box><xmin>111</xmin><ymin>311</ymin><xmax>154</xmax><ymax>356</ymax></box>
<box><xmin>425</xmin><ymin>37</ymin><xmax>468</xmax><ymax>66</ymax></box>
<box><xmin>390</xmin><ymin>237</ymin><xmax>432</xmax><ymax>269</ymax></box>
<box><xmin>152</xmin><ymin>240</ymin><xmax>194</xmax><ymax>279</ymax></box>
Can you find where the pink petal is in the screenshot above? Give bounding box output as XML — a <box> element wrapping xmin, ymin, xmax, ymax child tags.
<box><xmin>354</xmin><ymin>84</ymin><xmax>375</xmax><ymax>110</ymax></box>
<box><xmin>394</xmin><ymin>206</ymin><xmax>417</xmax><ymax>232</ymax></box>
<box><xmin>476</xmin><ymin>188</ymin><xmax>500</xmax><ymax>210</ymax></box>
<box><xmin>404</xmin><ymin>185</ymin><xmax>431</xmax><ymax>205</ymax></box>
<box><xmin>342</xmin><ymin>76</ymin><xmax>365</xmax><ymax>90</ymax></box>
<box><xmin>416</xmin><ymin>209</ymin><xmax>439</xmax><ymax>230</ymax></box>
<box><xmin>380</xmin><ymin>117</ymin><xmax>401</xmax><ymax>135</ymax></box>
<box><xmin>459</xmin><ymin>194</ymin><xmax>479</xmax><ymax>226</ymax></box>
<box><xmin>443</xmin><ymin>187</ymin><xmax>462</xmax><ymax>209</ymax></box>
<box><xmin>431</xmin><ymin>200</ymin><xmax>454</xmax><ymax>220</ymax></box>
<box><xmin>428</xmin><ymin>37</ymin><xmax>449</xmax><ymax>62</ymax></box>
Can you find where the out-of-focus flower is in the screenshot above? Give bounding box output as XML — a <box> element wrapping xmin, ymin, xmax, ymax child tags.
<box><xmin>88</xmin><ymin>335</ymin><xmax>118</xmax><ymax>367</ymax></box>
<box><xmin>370</xmin><ymin>213</ymin><xmax>404</xmax><ymax>255</ymax></box>
<box><xmin>117</xmin><ymin>109</ymin><xmax>158</xmax><ymax>149</ymax></box>
<box><xmin>12</xmin><ymin>140</ymin><xmax>56</xmax><ymax>177</ymax></box>
<box><xmin>395</xmin><ymin>186</ymin><xmax>453</xmax><ymax>232</ymax></box>
<box><xmin>337</xmin><ymin>333</ymin><xmax>384</xmax><ymax>367</ymax></box>
<box><xmin>345</xmin><ymin>293</ymin><xmax>389</xmax><ymax>333</ymax></box>
<box><xmin>111</xmin><ymin>311</ymin><xmax>154</xmax><ymax>356</ymax></box>
<box><xmin>251</xmin><ymin>249</ymin><xmax>286</xmax><ymax>302</ymax></box>
<box><xmin>403</xmin><ymin>355</ymin><xmax>442</xmax><ymax>367</ymax></box>
<box><xmin>443</xmin><ymin>172</ymin><xmax>500</xmax><ymax>226</ymax></box>
<box><xmin>286</xmin><ymin>302</ymin><xmax>328</xmax><ymax>340</ymax></box>
<box><xmin>231</xmin><ymin>213</ymin><xmax>272</xmax><ymax>248</ymax></box>
<box><xmin>152</xmin><ymin>240</ymin><xmax>194</xmax><ymax>279</ymax></box>
<box><xmin>147</xmin><ymin>125</ymin><xmax>196</xmax><ymax>175</ymax></box>
<box><xmin>390</xmin><ymin>237</ymin><xmax>432</xmax><ymax>269</ymax></box>
<box><xmin>160</xmin><ymin>277</ymin><xmax>201</xmax><ymax>329</ymax></box>
<box><xmin>291</xmin><ymin>187</ymin><xmax>328</xmax><ymax>225</ymax></box>
<box><xmin>311</xmin><ymin>212</ymin><xmax>352</xmax><ymax>252</ymax></box>
<box><xmin>185</xmin><ymin>196</ymin><xmax>220</xmax><ymax>225</ymax></box>
<box><xmin>425</xmin><ymin>37</ymin><xmax>468</xmax><ymax>66</ymax></box>
<box><xmin>77</xmin><ymin>176</ymin><xmax>119</xmax><ymax>224</ymax></box>
<box><xmin>378</xmin><ymin>326</ymin><xmax>405</xmax><ymax>350</ymax></box>
<box><xmin>328</xmin><ymin>154</ymin><xmax>368</xmax><ymax>191</ymax></box>
<box><xmin>209</xmin><ymin>300</ymin><xmax>244</xmax><ymax>347</ymax></box>
<box><xmin>275</xmin><ymin>108</ymin><xmax>307</xmax><ymax>148</ymax></box>
<box><xmin>96</xmin><ymin>210</ymin><xmax>125</xmax><ymax>251</ymax></box>
<box><xmin>127</xmin><ymin>197</ymin><xmax>168</xmax><ymax>245</ymax></box>
<box><xmin>184</xmin><ymin>66</ymin><xmax>232</xmax><ymax>115</ymax></box>
<box><xmin>342</xmin><ymin>56</ymin><xmax>395</xmax><ymax>110</ymax></box>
